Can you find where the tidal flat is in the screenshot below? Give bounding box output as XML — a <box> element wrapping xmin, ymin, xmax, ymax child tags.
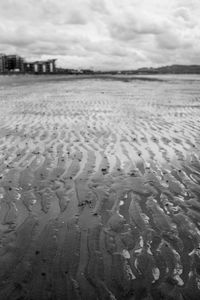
<box><xmin>0</xmin><ymin>74</ymin><xmax>200</xmax><ymax>299</ymax></box>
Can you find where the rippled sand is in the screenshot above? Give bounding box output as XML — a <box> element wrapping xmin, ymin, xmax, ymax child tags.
<box><xmin>0</xmin><ymin>75</ymin><xmax>200</xmax><ymax>299</ymax></box>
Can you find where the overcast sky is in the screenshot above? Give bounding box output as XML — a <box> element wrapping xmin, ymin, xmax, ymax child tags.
<box><xmin>0</xmin><ymin>0</ymin><xmax>199</xmax><ymax>70</ymax></box>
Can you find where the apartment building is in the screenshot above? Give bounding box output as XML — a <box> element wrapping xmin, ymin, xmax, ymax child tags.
<box><xmin>0</xmin><ymin>54</ymin><xmax>24</xmax><ymax>73</ymax></box>
<box><xmin>5</xmin><ymin>55</ymin><xmax>24</xmax><ymax>72</ymax></box>
<box><xmin>0</xmin><ymin>54</ymin><xmax>7</xmax><ymax>73</ymax></box>
<box><xmin>24</xmin><ymin>59</ymin><xmax>56</xmax><ymax>73</ymax></box>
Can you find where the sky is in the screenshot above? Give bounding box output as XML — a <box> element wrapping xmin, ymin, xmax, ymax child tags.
<box><xmin>0</xmin><ymin>0</ymin><xmax>200</xmax><ymax>70</ymax></box>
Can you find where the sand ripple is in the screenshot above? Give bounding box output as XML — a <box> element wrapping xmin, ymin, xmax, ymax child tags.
<box><xmin>0</xmin><ymin>76</ymin><xmax>200</xmax><ymax>299</ymax></box>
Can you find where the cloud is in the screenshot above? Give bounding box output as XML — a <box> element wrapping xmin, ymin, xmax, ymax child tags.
<box><xmin>108</xmin><ymin>10</ymin><xmax>166</xmax><ymax>42</ymax></box>
<box><xmin>174</xmin><ymin>7</ymin><xmax>191</xmax><ymax>22</ymax></box>
<box><xmin>0</xmin><ymin>0</ymin><xmax>200</xmax><ymax>69</ymax></box>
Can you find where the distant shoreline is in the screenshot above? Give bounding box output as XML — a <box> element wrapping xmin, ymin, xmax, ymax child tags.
<box><xmin>1</xmin><ymin>73</ymin><xmax>200</xmax><ymax>88</ymax></box>
<box><xmin>0</xmin><ymin>73</ymin><xmax>165</xmax><ymax>83</ymax></box>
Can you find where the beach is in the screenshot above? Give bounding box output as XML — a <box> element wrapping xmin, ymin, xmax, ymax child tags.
<box><xmin>0</xmin><ymin>74</ymin><xmax>200</xmax><ymax>299</ymax></box>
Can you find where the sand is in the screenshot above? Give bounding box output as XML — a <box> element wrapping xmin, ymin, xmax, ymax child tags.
<box><xmin>0</xmin><ymin>74</ymin><xmax>200</xmax><ymax>299</ymax></box>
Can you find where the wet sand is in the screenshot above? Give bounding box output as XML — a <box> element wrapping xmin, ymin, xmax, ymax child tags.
<box><xmin>0</xmin><ymin>75</ymin><xmax>200</xmax><ymax>299</ymax></box>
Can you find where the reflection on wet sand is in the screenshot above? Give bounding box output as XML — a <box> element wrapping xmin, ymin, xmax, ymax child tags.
<box><xmin>0</xmin><ymin>76</ymin><xmax>200</xmax><ymax>299</ymax></box>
